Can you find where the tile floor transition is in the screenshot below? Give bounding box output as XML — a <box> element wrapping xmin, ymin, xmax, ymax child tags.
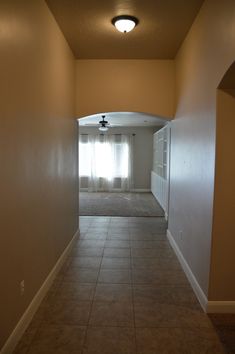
<box><xmin>14</xmin><ymin>216</ymin><xmax>227</xmax><ymax>354</ymax></box>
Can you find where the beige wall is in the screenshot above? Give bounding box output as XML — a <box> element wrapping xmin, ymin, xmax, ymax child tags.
<box><xmin>0</xmin><ymin>0</ymin><xmax>77</xmax><ymax>348</ymax></box>
<box><xmin>76</xmin><ymin>60</ymin><xmax>175</xmax><ymax>119</ymax></box>
<box><xmin>168</xmin><ymin>0</ymin><xmax>235</xmax><ymax>297</ymax></box>
<box><xmin>209</xmin><ymin>88</ymin><xmax>235</xmax><ymax>300</ymax></box>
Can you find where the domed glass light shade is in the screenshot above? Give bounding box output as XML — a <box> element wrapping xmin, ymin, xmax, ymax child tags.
<box><xmin>112</xmin><ymin>15</ymin><xmax>139</xmax><ymax>33</ymax></box>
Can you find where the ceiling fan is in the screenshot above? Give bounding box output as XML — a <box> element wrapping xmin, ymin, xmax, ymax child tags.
<box><xmin>98</xmin><ymin>115</ymin><xmax>109</xmax><ymax>131</ymax></box>
<box><xmin>83</xmin><ymin>115</ymin><xmax>122</xmax><ymax>130</ymax></box>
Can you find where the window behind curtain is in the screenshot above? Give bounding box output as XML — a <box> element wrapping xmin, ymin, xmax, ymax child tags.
<box><xmin>79</xmin><ymin>134</ymin><xmax>129</xmax><ymax>179</ymax></box>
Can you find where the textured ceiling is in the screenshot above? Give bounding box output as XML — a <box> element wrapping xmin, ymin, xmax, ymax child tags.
<box><xmin>46</xmin><ymin>0</ymin><xmax>204</xmax><ymax>59</ymax></box>
<box><xmin>79</xmin><ymin>112</ymin><xmax>170</xmax><ymax>127</ymax></box>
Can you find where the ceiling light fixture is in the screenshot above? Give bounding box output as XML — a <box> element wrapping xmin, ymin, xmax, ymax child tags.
<box><xmin>112</xmin><ymin>15</ymin><xmax>139</xmax><ymax>33</ymax></box>
<box><xmin>99</xmin><ymin>115</ymin><xmax>109</xmax><ymax>131</ymax></box>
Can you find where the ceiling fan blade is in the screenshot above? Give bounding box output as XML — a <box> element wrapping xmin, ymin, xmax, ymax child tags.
<box><xmin>81</xmin><ymin>122</ymin><xmax>123</xmax><ymax>127</ymax></box>
<box><xmin>82</xmin><ymin>123</ymin><xmax>99</xmax><ymax>126</ymax></box>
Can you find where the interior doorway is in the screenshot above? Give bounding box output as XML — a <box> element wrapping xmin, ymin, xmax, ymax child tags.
<box><xmin>209</xmin><ymin>61</ymin><xmax>235</xmax><ymax>299</ymax></box>
<box><xmin>208</xmin><ymin>60</ymin><xmax>235</xmax><ymax>352</ymax></box>
<box><xmin>78</xmin><ymin>111</ymin><xmax>171</xmax><ymax>218</ymax></box>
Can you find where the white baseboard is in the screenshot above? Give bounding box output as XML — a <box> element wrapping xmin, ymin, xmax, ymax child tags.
<box><xmin>1</xmin><ymin>229</ymin><xmax>79</xmax><ymax>354</ymax></box>
<box><xmin>130</xmin><ymin>189</ymin><xmax>151</xmax><ymax>192</ymax></box>
<box><xmin>207</xmin><ymin>301</ymin><xmax>235</xmax><ymax>313</ymax></box>
<box><xmin>167</xmin><ymin>229</ymin><xmax>235</xmax><ymax>314</ymax></box>
<box><xmin>167</xmin><ymin>229</ymin><xmax>208</xmax><ymax>312</ymax></box>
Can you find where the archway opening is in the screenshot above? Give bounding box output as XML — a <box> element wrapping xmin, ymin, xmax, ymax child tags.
<box><xmin>209</xmin><ymin>61</ymin><xmax>235</xmax><ymax>301</ymax></box>
<box><xmin>77</xmin><ymin>111</ymin><xmax>171</xmax><ymax>218</ymax></box>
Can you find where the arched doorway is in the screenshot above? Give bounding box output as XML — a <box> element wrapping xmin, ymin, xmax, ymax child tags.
<box><xmin>209</xmin><ymin>61</ymin><xmax>235</xmax><ymax>302</ymax></box>
<box><xmin>78</xmin><ymin>111</ymin><xmax>171</xmax><ymax>218</ymax></box>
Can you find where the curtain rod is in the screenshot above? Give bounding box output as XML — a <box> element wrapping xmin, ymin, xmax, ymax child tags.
<box><xmin>80</xmin><ymin>133</ymin><xmax>136</xmax><ymax>136</ymax></box>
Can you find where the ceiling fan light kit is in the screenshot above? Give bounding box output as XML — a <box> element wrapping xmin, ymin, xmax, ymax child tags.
<box><xmin>99</xmin><ymin>126</ymin><xmax>108</xmax><ymax>131</ymax></box>
<box><xmin>99</xmin><ymin>115</ymin><xmax>109</xmax><ymax>131</ymax></box>
<box><xmin>111</xmin><ymin>15</ymin><xmax>139</xmax><ymax>33</ymax></box>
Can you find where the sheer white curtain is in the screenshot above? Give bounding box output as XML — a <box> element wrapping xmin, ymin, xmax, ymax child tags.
<box><xmin>79</xmin><ymin>134</ymin><xmax>133</xmax><ymax>192</ymax></box>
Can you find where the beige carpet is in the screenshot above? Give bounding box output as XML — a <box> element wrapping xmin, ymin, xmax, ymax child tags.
<box><xmin>79</xmin><ymin>192</ymin><xmax>165</xmax><ymax>217</ymax></box>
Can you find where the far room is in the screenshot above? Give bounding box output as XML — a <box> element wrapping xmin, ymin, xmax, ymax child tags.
<box><xmin>78</xmin><ymin>112</ymin><xmax>171</xmax><ymax>218</ymax></box>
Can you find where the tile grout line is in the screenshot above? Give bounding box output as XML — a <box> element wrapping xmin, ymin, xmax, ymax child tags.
<box><xmin>78</xmin><ymin>220</ymin><xmax>95</xmax><ymax>354</ymax></box>
<box><xmin>129</xmin><ymin>221</ymin><xmax>139</xmax><ymax>354</ymax></box>
<box><xmin>81</xmin><ymin>218</ymin><xmax>110</xmax><ymax>353</ymax></box>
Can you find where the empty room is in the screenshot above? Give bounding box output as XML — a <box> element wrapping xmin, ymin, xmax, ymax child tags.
<box><xmin>79</xmin><ymin>112</ymin><xmax>169</xmax><ymax>218</ymax></box>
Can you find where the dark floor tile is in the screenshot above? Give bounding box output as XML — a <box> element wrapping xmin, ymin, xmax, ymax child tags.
<box><xmin>108</xmin><ymin>227</ymin><xmax>129</xmax><ymax>233</ymax></box>
<box><xmin>27</xmin><ymin>325</ymin><xmax>86</xmax><ymax>354</ymax></box>
<box><xmin>86</xmin><ymin>221</ymin><xmax>108</xmax><ymax>225</ymax></box>
<box><xmin>103</xmin><ymin>247</ymin><xmax>131</xmax><ymax>258</ymax></box>
<box><xmin>71</xmin><ymin>247</ymin><xmax>104</xmax><ymax>257</ymax></box>
<box><xmin>87</xmin><ymin>225</ymin><xmax>109</xmax><ymax>234</ymax></box>
<box><xmin>63</xmin><ymin>268</ymin><xmax>99</xmax><ymax>283</ymax></box>
<box><xmin>98</xmin><ymin>269</ymin><xmax>131</xmax><ymax>284</ymax></box>
<box><xmin>131</xmin><ymin>257</ymin><xmax>180</xmax><ymax>270</ymax></box>
<box><xmin>13</xmin><ymin>325</ymin><xmax>38</xmax><ymax>354</ymax></box>
<box><xmin>133</xmin><ymin>285</ymin><xmax>200</xmax><ymax>309</ymax></box>
<box><xmin>101</xmin><ymin>257</ymin><xmax>131</xmax><ymax>269</ymax></box>
<box><xmin>107</xmin><ymin>233</ymin><xmax>130</xmax><ymax>240</ymax></box>
<box><xmin>130</xmin><ymin>241</ymin><xmax>169</xmax><ymax>249</ymax></box>
<box><xmin>132</xmin><ymin>269</ymin><xmax>188</xmax><ymax>286</ymax></box>
<box><xmin>69</xmin><ymin>256</ymin><xmax>102</xmax><ymax>268</ymax></box>
<box><xmin>89</xmin><ymin>302</ymin><xmax>134</xmax><ymax>327</ymax></box>
<box><xmin>136</xmin><ymin>327</ymin><xmax>225</xmax><ymax>354</ymax></box>
<box><xmin>105</xmin><ymin>240</ymin><xmax>130</xmax><ymax>248</ymax></box>
<box><xmin>94</xmin><ymin>284</ymin><xmax>132</xmax><ymax>302</ymax></box>
<box><xmin>78</xmin><ymin>240</ymin><xmax>106</xmax><ymax>248</ymax></box>
<box><xmin>129</xmin><ymin>231</ymin><xmax>151</xmax><ymax>236</ymax></box>
<box><xmin>29</xmin><ymin>292</ymin><xmax>57</xmax><ymax>326</ymax></box>
<box><xmin>78</xmin><ymin>232</ymin><xmax>86</xmax><ymax>239</ymax></box>
<box><xmin>83</xmin><ymin>233</ymin><xmax>108</xmax><ymax>240</ymax></box>
<box><xmin>59</xmin><ymin>259</ymin><xmax>72</xmax><ymax>275</ymax></box>
<box><xmin>44</xmin><ymin>300</ymin><xmax>91</xmax><ymax>326</ymax></box>
<box><xmin>134</xmin><ymin>303</ymin><xmax>212</xmax><ymax>329</ymax></box>
<box><xmin>108</xmin><ymin>226</ymin><xmax>130</xmax><ymax>231</ymax></box>
<box><xmin>90</xmin><ymin>220</ymin><xmax>110</xmax><ymax>226</ymax></box>
<box><xmin>90</xmin><ymin>217</ymin><xmax>110</xmax><ymax>223</ymax></box>
<box><xmin>80</xmin><ymin>227</ymin><xmax>89</xmax><ymax>233</ymax></box>
<box><xmin>130</xmin><ymin>234</ymin><xmax>166</xmax><ymax>241</ymax></box>
<box><xmin>83</xmin><ymin>327</ymin><xmax>136</xmax><ymax>354</ymax></box>
<box><xmin>55</xmin><ymin>283</ymin><xmax>95</xmax><ymax>301</ymax></box>
<box><xmin>131</xmin><ymin>248</ymin><xmax>174</xmax><ymax>258</ymax></box>
<box><xmin>108</xmin><ymin>226</ymin><xmax>130</xmax><ymax>230</ymax></box>
<box><xmin>129</xmin><ymin>224</ymin><xmax>165</xmax><ymax>229</ymax></box>
<box><xmin>109</xmin><ymin>222</ymin><xmax>130</xmax><ymax>227</ymax></box>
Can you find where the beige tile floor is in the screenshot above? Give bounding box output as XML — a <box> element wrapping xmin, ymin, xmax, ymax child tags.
<box><xmin>14</xmin><ymin>216</ymin><xmax>226</xmax><ymax>354</ymax></box>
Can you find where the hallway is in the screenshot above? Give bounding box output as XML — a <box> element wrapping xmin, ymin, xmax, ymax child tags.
<box><xmin>14</xmin><ymin>217</ymin><xmax>224</xmax><ymax>353</ymax></box>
